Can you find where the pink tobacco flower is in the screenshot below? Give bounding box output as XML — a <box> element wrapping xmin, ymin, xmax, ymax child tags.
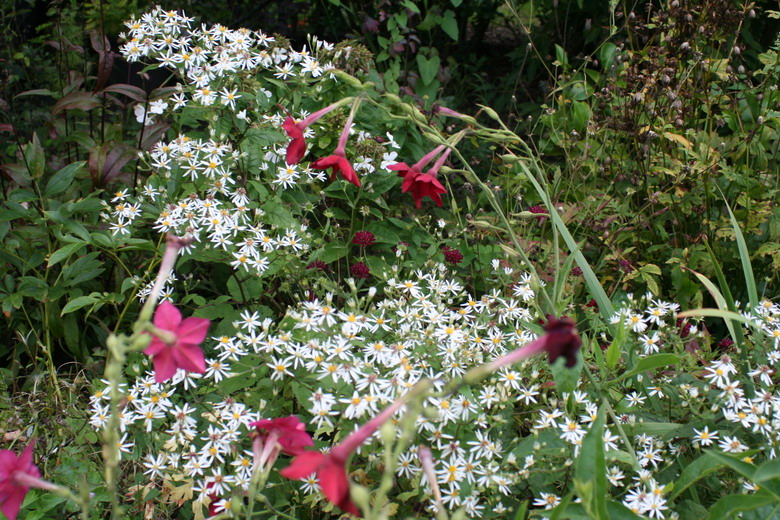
<box><xmin>0</xmin><ymin>442</ymin><xmax>57</xmax><ymax>520</ymax></box>
<box><xmin>281</xmin><ymin>393</ymin><xmax>411</xmax><ymax>517</ymax></box>
<box><xmin>281</xmin><ymin>99</ymin><xmax>351</xmax><ymax>164</ymax></box>
<box><xmin>250</xmin><ymin>416</ymin><xmax>314</xmax><ymax>458</ymax></box>
<box><xmin>144</xmin><ymin>301</ymin><xmax>210</xmax><ymax>383</ymax></box>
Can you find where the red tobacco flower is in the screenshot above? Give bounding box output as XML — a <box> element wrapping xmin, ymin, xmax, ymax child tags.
<box><xmin>403</xmin><ymin>172</ymin><xmax>447</xmax><ymax>208</ymax></box>
<box><xmin>249</xmin><ymin>416</ymin><xmax>313</xmax><ymax>457</ymax></box>
<box><xmin>311</xmin><ymin>152</ymin><xmax>361</xmax><ymax>187</ymax></box>
<box><xmin>281</xmin><ymin>390</ymin><xmax>415</xmax><ymax>517</ymax></box>
<box><xmin>144</xmin><ymin>301</ymin><xmax>210</xmax><ymax>383</ymax></box>
<box><xmin>0</xmin><ymin>442</ymin><xmax>54</xmax><ymax>520</ymax></box>
<box><xmin>282</xmin><ymin>116</ymin><xmax>306</xmax><ymax>165</ymax></box>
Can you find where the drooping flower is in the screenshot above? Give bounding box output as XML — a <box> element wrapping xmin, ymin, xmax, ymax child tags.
<box><xmin>311</xmin><ymin>105</ymin><xmax>361</xmax><ymax>187</ymax></box>
<box><xmin>311</xmin><ymin>153</ymin><xmax>360</xmax><ymax>187</ymax></box>
<box><xmin>389</xmin><ymin>145</ymin><xmax>452</xmax><ymax>208</ymax></box>
<box><xmin>352</xmin><ymin>231</ymin><xmax>376</xmax><ymax>247</ymax></box>
<box><xmin>281</xmin><ymin>388</ymin><xmax>421</xmax><ymax>517</ymax></box>
<box><xmin>306</xmin><ymin>260</ymin><xmax>328</xmax><ymax>271</ymax></box>
<box><xmin>249</xmin><ymin>416</ymin><xmax>313</xmax><ymax>458</ymax></box>
<box><xmin>0</xmin><ymin>442</ymin><xmax>58</xmax><ymax>520</ymax></box>
<box><xmin>466</xmin><ymin>317</ymin><xmax>581</xmax><ymax>384</ymax></box>
<box><xmin>144</xmin><ymin>301</ymin><xmax>210</xmax><ymax>383</ymax></box>
<box><xmin>281</xmin><ymin>98</ymin><xmax>353</xmax><ymax>164</ymax></box>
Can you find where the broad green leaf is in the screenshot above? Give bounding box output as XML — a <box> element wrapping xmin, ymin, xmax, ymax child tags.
<box><xmin>707</xmin><ymin>491</ymin><xmax>777</xmax><ymax>518</ymax></box>
<box><xmin>670</xmin><ymin>453</ymin><xmax>725</xmax><ymax>500</ymax></box>
<box><xmin>551</xmin><ymin>352</ymin><xmax>583</xmax><ymax>394</ymax></box>
<box><xmin>439</xmin><ymin>10</ymin><xmax>459</xmax><ymax>40</ymax></box>
<box><xmin>753</xmin><ymin>458</ymin><xmax>780</xmax><ymax>482</ymax></box>
<box><xmin>47</xmin><ymin>241</ymin><xmax>87</xmax><ymax>267</ymax></box>
<box><xmin>61</xmin><ymin>295</ymin><xmax>99</xmax><ymax>315</ymax></box>
<box><xmin>416</xmin><ymin>54</ymin><xmax>441</xmax><ymax>85</ymax></box>
<box><xmin>45</xmin><ymin>161</ymin><xmax>85</xmax><ymax>197</ymax></box>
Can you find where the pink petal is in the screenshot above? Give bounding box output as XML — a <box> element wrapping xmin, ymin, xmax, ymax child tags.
<box><xmin>176</xmin><ymin>317</ymin><xmax>210</xmax><ymax>345</ymax></box>
<box><xmin>143</xmin><ymin>337</ymin><xmax>166</xmax><ymax>356</ymax></box>
<box><xmin>280</xmin><ymin>451</ymin><xmax>325</xmax><ymax>480</ymax></box>
<box><xmin>172</xmin><ymin>343</ymin><xmax>206</xmax><ymax>374</ymax></box>
<box><xmin>153</xmin><ymin>301</ymin><xmax>181</xmax><ymax>331</ymax></box>
<box><xmin>150</xmin><ymin>347</ymin><xmax>177</xmax><ymax>383</ymax></box>
<box><xmin>0</xmin><ymin>486</ymin><xmax>27</xmax><ymax>520</ymax></box>
<box><xmin>319</xmin><ymin>461</ymin><xmax>360</xmax><ymax>516</ymax></box>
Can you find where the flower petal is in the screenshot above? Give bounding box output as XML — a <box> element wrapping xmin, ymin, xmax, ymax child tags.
<box><xmin>280</xmin><ymin>451</ymin><xmax>325</xmax><ymax>480</ymax></box>
<box><xmin>153</xmin><ymin>301</ymin><xmax>181</xmax><ymax>332</ymax></box>
<box><xmin>176</xmin><ymin>317</ymin><xmax>210</xmax><ymax>345</ymax></box>
<box><xmin>172</xmin><ymin>343</ymin><xmax>207</xmax><ymax>375</ymax></box>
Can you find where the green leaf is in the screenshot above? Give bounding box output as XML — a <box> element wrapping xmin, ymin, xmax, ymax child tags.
<box><xmin>61</xmin><ymin>295</ymin><xmax>99</xmax><ymax>315</ymax></box>
<box><xmin>723</xmin><ymin>198</ymin><xmax>758</xmax><ymax>310</ymax></box>
<box><xmin>705</xmin><ymin>451</ymin><xmax>780</xmax><ymax>499</ymax></box>
<box><xmin>439</xmin><ymin>10</ymin><xmax>459</xmax><ymax>40</ymax></box>
<box><xmin>670</xmin><ymin>453</ymin><xmax>725</xmax><ymax>500</ymax></box>
<box><xmin>610</xmin><ymin>354</ymin><xmax>681</xmax><ymax>386</ymax></box>
<box><xmin>45</xmin><ymin>161</ymin><xmax>85</xmax><ymax>197</ymax></box>
<box><xmin>550</xmin><ymin>351</ymin><xmax>583</xmax><ymax>394</ymax></box>
<box><xmin>575</xmin><ymin>407</ymin><xmax>608</xmax><ymax>519</ymax></box>
<box><xmin>318</xmin><ymin>243</ymin><xmax>348</xmax><ymax>263</ymax></box>
<box><xmin>570</xmin><ymin>101</ymin><xmax>591</xmax><ymax>133</ymax></box>
<box><xmin>605</xmin><ymin>322</ymin><xmax>625</xmax><ymax>370</ymax></box>
<box><xmin>262</xmin><ymin>200</ymin><xmax>296</xmax><ymax>228</ymax></box>
<box><xmin>516</xmin><ymin>163</ymin><xmax>615</xmax><ymax>323</ymax></box>
<box><xmin>23</xmin><ymin>133</ymin><xmax>45</xmax><ymax>180</ymax></box>
<box><xmin>707</xmin><ymin>491</ymin><xmax>777</xmax><ymax>518</ymax></box>
<box><xmin>47</xmin><ymin>241</ymin><xmax>87</xmax><ymax>267</ymax></box>
<box><xmin>513</xmin><ymin>500</ymin><xmax>529</xmax><ymax>520</ymax></box>
<box><xmin>416</xmin><ymin>54</ymin><xmax>441</xmax><ymax>85</ymax></box>
<box><xmin>753</xmin><ymin>458</ymin><xmax>780</xmax><ymax>482</ymax></box>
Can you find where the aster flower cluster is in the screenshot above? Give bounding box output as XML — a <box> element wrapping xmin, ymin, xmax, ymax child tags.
<box><xmin>86</xmin><ymin>257</ymin><xmax>590</xmax><ymax>517</ymax></box>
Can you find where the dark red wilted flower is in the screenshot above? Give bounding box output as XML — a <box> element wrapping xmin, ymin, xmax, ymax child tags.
<box><xmin>306</xmin><ymin>260</ymin><xmax>328</xmax><ymax>271</ymax></box>
<box><xmin>618</xmin><ymin>259</ymin><xmax>634</xmax><ymax>273</ymax></box>
<box><xmin>572</xmin><ymin>266</ymin><xmax>583</xmax><ymax>276</ymax></box>
<box><xmin>351</xmin><ymin>262</ymin><xmax>371</xmax><ymax>279</ymax></box>
<box><xmin>585</xmin><ymin>298</ymin><xmax>598</xmax><ymax>309</ymax></box>
<box><xmin>678</xmin><ymin>319</ymin><xmax>692</xmax><ymax>338</ymax></box>
<box><xmin>442</xmin><ymin>246</ymin><xmax>463</xmax><ymax>265</ymax></box>
<box><xmin>484</xmin><ymin>316</ymin><xmax>582</xmax><ymax>372</ymax></box>
<box><xmin>352</xmin><ymin>231</ymin><xmax>376</xmax><ymax>247</ymax></box>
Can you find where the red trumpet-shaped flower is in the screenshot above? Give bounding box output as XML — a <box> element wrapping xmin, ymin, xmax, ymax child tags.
<box><xmin>0</xmin><ymin>442</ymin><xmax>58</xmax><ymax>520</ymax></box>
<box><xmin>144</xmin><ymin>301</ymin><xmax>210</xmax><ymax>383</ymax></box>
<box><xmin>389</xmin><ymin>145</ymin><xmax>452</xmax><ymax>208</ymax></box>
<box><xmin>281</xmin><ymin>98</ymin><xmax>353</xmax><ymax>164</ymax></box>
<box><xmin>281</xmin><ymin>391</ymin><xmax>413</xmax><ymax>517</ymax></box>
<box><xmin>311</xmin><ymin>152</ymin><xmax>361</xmax><ymax>187</ymax></box>
<box><xmin>311</xmin><ymin>106</ymin><xmax>361</xmax><ymax>187</ymax></box>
